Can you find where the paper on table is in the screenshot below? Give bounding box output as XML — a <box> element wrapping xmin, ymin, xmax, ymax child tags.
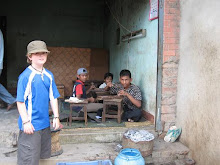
<box><xmin>68</xmin><ymin>97</ymin><xmax>84</xmax><ymax>103</ymax></box>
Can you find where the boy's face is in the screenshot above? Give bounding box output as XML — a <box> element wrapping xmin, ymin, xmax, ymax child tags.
<box><xmin>120</xmin><ymin>76</ymin><xmax>132</xmax><ymax>89</ymax></box>
<box><xmin>77</xmin><ymin>73</ymin><xmax>87</xmax><ymax>83</ymax></box>
<box><xmin>104</xmin><ymin>76</ymin><xmax>113</xmax><ymax>84</ymax></box>
<box><xmin>29</xmin><ymin>52</ymin><xmax>48</xmax><ymax>66</ymax></box>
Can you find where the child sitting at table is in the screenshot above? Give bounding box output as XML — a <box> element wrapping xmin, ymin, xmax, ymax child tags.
<box><xmin>72</xmin><ymin>68</ymin><xmax>103</xmax><ymax>118</ymax></box>
<box><xmin>72</xmin><ymin>68</ymin><xmax>96</xmax><ymax>103</ymax></box>
<box><xmin>99</xmin><ymin>72</ymin><xmax>114</xmax><ymax>91</ymax></box>
<box><xmin>95</xmin><ymin>72</ymin><xmax>114</xmax><ymax>120</ymax></box>
<box><xmin>110</xmin><ymin>69</ymin><xmax>142</xmax><ymax>122</ymax></box>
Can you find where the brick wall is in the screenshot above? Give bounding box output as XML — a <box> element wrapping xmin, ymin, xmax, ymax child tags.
<box><xmin>161</xmin><ymin>0</ymin><xmax>180</xmax><ymax>130</ymax></box>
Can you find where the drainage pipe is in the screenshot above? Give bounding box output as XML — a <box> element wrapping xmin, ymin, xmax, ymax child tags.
<box><xmin>156</xmin><ymin>0</ymin><xmax>164</xmax><ymax>133</ymax></box>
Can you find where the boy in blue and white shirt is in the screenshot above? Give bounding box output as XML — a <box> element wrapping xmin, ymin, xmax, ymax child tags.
<box><xmin>16</xmin><ymin>40</ymin><xmax>61</xmax><ymax>165</ymax></box>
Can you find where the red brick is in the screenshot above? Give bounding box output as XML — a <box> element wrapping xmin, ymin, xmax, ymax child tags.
<box><xmin>172</xmin><ymin>32</ymin><xmax>179</xmax><ymax>39</ymax></box>
<box><xmin>169</xmin><ymin>8</ymin><xmax>180</xmax><ymax>14</ymax></box>
<box><xmin>174</xmin><ymin>10</ymin><xmax>181</xmax><ymax>15</ymax></box>
<box><xmin>161</xmin><ymin>105</ymin><xmax>176</xmax><ymax>114</ymax></box>
<box><xmin>161</xmin><ymin>95</ymin><xmax>176</xmax><ymax>105</ymax></box>
<box><xmin>162</xmin><ymin>78</ymin><xmax>178</xmax><ymax>87</ymax></box>
<box><xmin>176</xmin><ymin>28</ymin><xmax>180</xmax><ymax>33</ymax></box>
<box><xmin>168</xmin><ymin>3</ymin><xmax>180</xmax><ymax>9</ymax></box>
<box><xmin>163</xmin><ymin>82</ymin><xmax>177</xmax><ymax>89</ymax></box>
<box><xmin>167</xmin><ymin>56</ymin><xmax>179</xmax><ymax>62</ymax></box>
<box><xmin>164</xmin><ymin>6</ymin><xmax>170</xmax><ymax>13</ymax></box>
<box><xmin>165</xmin><ymin>14</ymin><xmax>180</xmax><ymax>21</ymax></box>
<box><xmin>162</xmin><ymin>87</ymin><xmax>177</xmax><ymax>94</ymax></box>
<box><xmin>161</xmin><ymin>0</ymin><xmax>180</xmax><ymax>129</ymax></box>
<box><xmin>163</xmin><ymin>61</ymin><xmax>178</xmax><ymax>68</ymax></box>
<box><xmin>164</xmin><ymin>5</ymin><xmax>170</xmax><ymax>11</ymax></box>
<box><xmin>164</xmin><ymin>2</ymin><xmax>170</xmax><ymax>8</ymax></box>
<box><xmin>162</xmin><ymin>69</ymin><xmax>178</xmax><ymax>77</ymax></box>
<box><xmin>163</xmin><ymin>44</ymin><xmax>170</xmax><ymax>51</ymax></box>
<box><xmin>175</xmin><ymin>38</ymin><xmax>180</xmax><ymax>44</ymax></box>
<box><xmin>164</xmin><ymin>50</ymin><xmax>176</xmax><ymax>56</ymax></box>
<box><xmin>164</xmin><ymin>32</ymin><xmax>177</xmax><ymax>38</ymax></box>
<box><xmin>161</xmin><ymin>113</ymin><xmax>176</xmax><ymax>122</ymax></box>
<box><xmin>164</xmin><ymin>14</ymin><xmax>176</xmax><ymax>20</ymax></box>
<box><xmin>169</xmin><ymin>44</ymin><xmax>179</xmax><ymax>50</ymax></box>
<box><xmin>163</xmin><ymin>56</ymin><xmax>170</xmax><ymax>63</ymax></box>
<box><xmin>164</xmin><ymin>26</ymin><xmax>173</xmax><ymax>32</ymax></box>
<box><xmin>171</xmin><ymin>78</ymin><xmax>177</xmax><ymax>85</ymax></box>
<box><xmin>164</xmin><ymin>38</ymin><xmax>176</xmax><ymax>44</ymax></box>
<box><xmin>176</xmin><ymin>15</ymin><xmax>181</xmax><ymax>21</ymax></box>
<box><xmin>163</xmin><ymin>32</ymin><xmax>170</xmax><ymax>39</ymax></box>
<box><xmin>169</xmin><ymin>0</ymin><xmax>180</xmax><ymax>2</ymax></box>
<box><xmin>164</xmin><ymin>20</ymin><xmax>170</xmax><ymax>27</ymax></box>
<box><xmin>170</xmin><ymin>21</ymin><xmax>179</xmax><ymax>27</ymax></box>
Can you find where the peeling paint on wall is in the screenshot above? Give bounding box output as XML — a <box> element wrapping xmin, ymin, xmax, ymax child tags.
<box><xmin>104</xmin><ymin>0</ymin><xmax>158</xmax><ymax>116</ymax></box>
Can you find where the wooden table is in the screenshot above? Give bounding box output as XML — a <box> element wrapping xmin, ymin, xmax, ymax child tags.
<box><xmin>65</xmin><ymin>99</ymin><xmax>88</xmax><ymax>126</ymax></box>
<box><xmin>97</xmin><ymin>95</ymin><xmax>123</xmax><ymax>101</ymax></box>
<box><xmin>102</xmin><ymin>97</ymin><xmax>123</xmax><ymax>123</ymax></box>
<box><xmin>91</xmin><ymin>88</ymin><xmax>110</xmax><ymax>96</ymax></box>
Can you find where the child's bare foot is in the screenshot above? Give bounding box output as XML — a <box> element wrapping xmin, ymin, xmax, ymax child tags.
<box><xmin>128</xmin><ymin>119</ymin><xmax>134</xmax><ymax>122</ymax></box>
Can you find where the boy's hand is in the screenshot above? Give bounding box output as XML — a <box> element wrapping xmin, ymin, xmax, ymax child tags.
<box><xmin>89</xmin><ymin>84</ymin><xmax>96</xmax><ymax>90</ymax></box>
<box><xmin>107</xmin><ymin>82</ymin><xmax>113</xmax><ymax>87</ymax></box>
<box><xmin>87</xmin><ymin>97</ymin><xmax>96</xmax><ymax>103</ymax></box>
<box><xmin>118</xmin><ymin>90</ymin><xmax>127</xmax><ymax>96</ymax></box>
<box><xmin>53</xmin><ymin>118</ymin><xmax>61</xmax><ymax>130</ymax></box>
<box><xmin>23</xmin><ymin>122</ymin><xmax>35</xmax><ymax>134</ymax></box>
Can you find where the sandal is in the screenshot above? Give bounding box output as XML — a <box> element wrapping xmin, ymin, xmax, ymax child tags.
<box><xmin>164</xmin><ymin>126</ymin><xmax>182</xmax><ymax>142</ymax></box>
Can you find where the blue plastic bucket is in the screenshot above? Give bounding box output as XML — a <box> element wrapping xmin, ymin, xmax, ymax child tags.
<box><xmin>114</xmin><ymin>148</ymin><xmax>145</xmax><ymax>165</ymax></box>
<box><xmin>56</xmin><ymin>160</ymin><xmax>112</xmax><ymax>165</ymax></box>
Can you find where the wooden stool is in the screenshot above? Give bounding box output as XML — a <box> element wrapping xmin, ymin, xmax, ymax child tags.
<box><xmin>68</xmin><ymin>100</ymin><xmax>88</xmax><ymax>126</ymax></box>
<box><xmin>102</xmin><ymin>98</ymin><xmax>123</xmax><ymax>123</ymax></box>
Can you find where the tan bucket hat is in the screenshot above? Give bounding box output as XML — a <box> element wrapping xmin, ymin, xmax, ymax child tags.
<box><xmin>27</xmin><ymin>40</ymin><xmax>50</xmax><ymax>54</ymax></box>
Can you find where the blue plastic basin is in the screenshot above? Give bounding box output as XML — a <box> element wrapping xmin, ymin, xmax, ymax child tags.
<box><xmin>56</xmin><ymin>160</ymin><xmax>112</xmax><ymax>165</ymax></box>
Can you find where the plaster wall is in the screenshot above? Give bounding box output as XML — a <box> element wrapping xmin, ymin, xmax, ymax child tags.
<box><xmin>0</xmin><ymin>0</ymin><xmax>104</xmax><ymax>87</ymax></box>
<box><xmin>176</xmin><ymin>0</ymin><xmax>220</xmax><ymax>164</ymax></box>
<box><xmin>104</xmin><ymin>0</ymin><xmax>158</xmax><ymax>115</ymax></box>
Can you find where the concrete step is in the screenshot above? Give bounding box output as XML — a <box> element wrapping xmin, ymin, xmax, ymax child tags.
<box><xmin>145</xmin><ymin>139</ymin><xmax>190</xmax><ymax>164</ymax></box>
<box><xmin>60</xmin><ymin>124</ymin><xmax>156</xmax><ymax>144</ymax></box>
<box><xmin>0</xmin><ymin>143</ymin><xmax>118</xmax><ymax>165</ymax></box>
<box><xmin>0</xmin><ymin>140</ymin><xmax>190</xmax><ymax>165</ymax></box>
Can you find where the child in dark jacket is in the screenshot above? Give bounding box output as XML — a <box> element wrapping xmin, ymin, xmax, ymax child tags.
<box><xmin>72</xmin><ymin>68</ymin><xmax>96</xmax><ymax>103</ymax></box>
<box><xmin>72</xmin><ymin>68</ymin><xmax>102</xmax><ymax>118</ymax></box>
